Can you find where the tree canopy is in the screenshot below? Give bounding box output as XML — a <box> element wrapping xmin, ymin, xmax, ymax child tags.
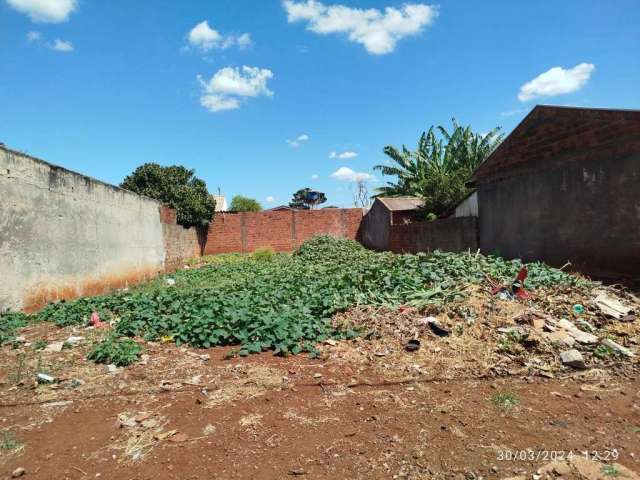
<box><xmin>121</xmin><ymin>163</ymin><xmax>216</xmax><ymax>227</ymax></box>
<box><xmin>229</xmin><ymin>195</ymin><xmax>262</xmax><ymax>212</ymax></box>
<box><xmin>374</xmin><ymin>119</ymin><xmax>503</xmax><ymax>217</ymax></box>
<box><xmin>289</xmin><ymin>188</ymin><xmax>327</xmax><ymax>209</ymax></box>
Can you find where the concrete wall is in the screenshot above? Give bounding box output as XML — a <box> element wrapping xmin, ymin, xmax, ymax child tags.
<box><xmin>388</xmin><ymin>217</ymin><xmax>479</xmax><ymax>254</ymax></box>
<box><xmin>0</xmin><ymin>147</ymin><xmax>167</xmax><ymax>312</ymax></box>
<box><xmin>204</xmin><ymin>208</ymin><xmax>364</xmax><ymax>254</ymax></box>
<box><xmin>358</xmin><ymin>201</ymin><xmax>390</xmax><ymax>251</ymax></box>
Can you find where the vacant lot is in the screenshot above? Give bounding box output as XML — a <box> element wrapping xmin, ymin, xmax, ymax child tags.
<box><xmin>1</xmin><ymin>237</ymin><xmax>638</xmax><ymax>479</ymax></box>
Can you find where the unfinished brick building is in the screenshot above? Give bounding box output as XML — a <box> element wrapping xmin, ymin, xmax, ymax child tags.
<box><xmin>471</xmin><ymin>105</ymin><xmax>640</xmax><ymax>282</ymax></box>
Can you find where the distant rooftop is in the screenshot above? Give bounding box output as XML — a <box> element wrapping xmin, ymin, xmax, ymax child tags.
<box><xmin>377</xmin><ymin>197</ymin><xmax>424</xmax><ymax>211</ymax></box>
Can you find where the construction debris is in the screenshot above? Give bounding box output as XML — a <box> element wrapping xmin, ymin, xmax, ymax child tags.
<box><xmin>560</xmin><ymin>350</ymin><xmax>586</xmax><ymax>369</ymax></box>
<box><xmin>37</xmin><ymin>373</ymin><xmax>56</xmax><ymax>383</ymax></box>
<box><xmin>44</xmin><ymin>341</ymin><xmax>64</xmax><ymax>352</ymax></box>
<box><xmin>600</xmin><ymin>338</ymin><xmax>634</xmax><ymax>357</ymax></box>
<box><xmin>593</xmin><ymin>292</ymin><xmax>634</xmax><ymax>319</ymax></box>
<box><xmin>423</xmin><ymin>317</ymin><xmax>450</xmax><ymax>337</ymax></box>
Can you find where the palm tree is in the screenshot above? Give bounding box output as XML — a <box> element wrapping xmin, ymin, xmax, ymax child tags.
<box><xmin>373</xmin><ymin>119</ymin><xmax>503</xmax><ymax>216</ymax></box>
<box><xmin>374</xmin><ymin>127</ymin><xmax>443</xmax><ymax>197</ymax></box>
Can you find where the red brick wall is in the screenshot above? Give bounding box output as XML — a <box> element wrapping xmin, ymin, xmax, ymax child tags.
<box><xmin>159</xmin><ymin>204</ymin><xmax>177</xmax><ymax>224</ymax></box>
<box><xmin>204</xmin><ymin>208</ymin><xmax>364</xmax><ymax>254</ymax></box>
<box><xmin>475</xmin><ymin>106</ymin><xmax>640</xmax><ymax>282</ymax></box>
<box><xmin>203</xmin><ymin>212</ymin><xmax>243</xmax><ymax>255</ymax></box>
<box><xmin>388</xmin><ymin>217</ymin><xmax>479</xmax><ymax>254</ymax></box>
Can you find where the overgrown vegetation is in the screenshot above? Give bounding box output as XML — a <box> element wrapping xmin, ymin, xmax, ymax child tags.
<box><xmin>0</xmin><ymin>312</ymin><xmax>29</xmax><ymax>346</ymax></box>
<box><xmin>121</xmin><ymin>163</ymin><xmax>216</xmax><ymax>227</ymax></box>
<box><xmin>87</xmin><ymin>334</ymin><xmax>142</xmax><ymax>366</ymax></box>
<box><xmin>2</xmin><ymin>236</ymin><xmax>587</xmax><ymax>361</ymax></box>
<box><xmin>374</xmin><ymin>119</ymin><xmax>503</xmax><ymax>217</ymax></box>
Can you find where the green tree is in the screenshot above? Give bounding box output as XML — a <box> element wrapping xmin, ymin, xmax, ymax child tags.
<box><xmin>229</xmin><ymin>195</ymin><xmax>262</xmax><ymax>212</ymax></box>
<box><xmin>289</xmin><ymin>188</ymin><xmax>327</xmax><ymax>209</ymax></box>
<box><xmin>121</xmin><ymin>163</ymin><xmax>216</xmax><ymax>227</ymax></box>
<box><xmin>374</xmin><ymin>119</ymin><xmax>503</xmax><ymax>217</ymax></box>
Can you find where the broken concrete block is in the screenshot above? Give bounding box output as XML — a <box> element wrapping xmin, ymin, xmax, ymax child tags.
<box><xmin>601</xmin><ymin>338</ymin><xmax>634</xmax><ymax>357</ymax></box>
<box><xmin>44</xmin><ymin>341</ymin><xmax>64</xmax><ymax>352</ymax></box>
<box><xmin>546</xmin><ymin>330</ymin><xmax>575</xmax><ymax>347</ymax></box>
<box><xmin>560</xmin><ymin>349</ymin><xmax>586</xmax><ymax>369</ymax></box>
<box><xmin>568</xmin><ymin>329</ymin><xmax>598</xmax><ymax>344</ymax></box>
<box><xmin>557</xmin><ymin>319</ymin><xmax>577</xmax><ymax>331</ymax></box>
<box><xmin>594</xmin><ymin>292</ymin><xmax>634</xmax><ymax>319</ymax></box>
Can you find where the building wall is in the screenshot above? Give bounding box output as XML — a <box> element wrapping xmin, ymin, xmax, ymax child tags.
<box><xmin>204</xmin><ymin>208</ymin><xmax>364</xmax><ymax>254</ymax></box>
<box><xmin>479</xmin><ymin>153</ymin><xmax>640</xmax><ymax>280</ymax></box>
<box><xmin>159</xmin><ymin>206</ymin><xmax>203</xmax><ymax>270</ymax></box>
<box><xmin>453</xmin><ymin>192</ymin><xmax>478</xmax><ymax>218</ymax></box>
<box><xmin>0</xmin><ymin>148</ymin><xmax>167</xmax><ymax>312</ymax></box>
<box><xmin>476</xmin><ymin>106</ymin><xmax>640</xmax><ymax>282</ymax></box>
<box><xmin>388</xmin><ymin>218</ymin><xmax>479</xmax><ymax>254</ymax></box>
<box><xmin>359</xmin><ymin>201</ymin><xmax>390</xmax><ymax>251</ymax></box>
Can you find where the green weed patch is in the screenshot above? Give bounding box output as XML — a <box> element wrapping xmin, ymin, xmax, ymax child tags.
<box><xmin>2</xmin><ymin>236</ymin><xmax>588</xmax><ymax>359</ymax></box>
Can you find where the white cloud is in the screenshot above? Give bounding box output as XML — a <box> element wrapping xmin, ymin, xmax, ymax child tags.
<box><xmin>188</xmin><ymin>21</ymin><xmax>222</xmax><ymax>51</ymax></box>
<box><xmin>188</xmin><ymin>20</ymin><xmax>252</xmax><ymax>52</ymax></box>
<box><xmin>200</xmin><ymin>95</ymin><xmax>240</xmax><ymax>112</ymax></box>
<box><xmin>518</xmin><ymin>63</ymin><xmax>595</xmax><ymax>102</ymax></box>
<box><xmin>283</xmin><ymin>0</ymin><xmax>438</xmax><ymax>55</ymax></box>
<box><xmin>265</xmin><ymin>196</ymin><xmax>275</xmax><ymax>203</ymax></box>
<box><xmin>7</xmin><ymin>0</ymin><xmax>76</xmax><ymax>22</ymax></box>
<box><xmin>237</xmin><ymin>33</ymin><xmax>253</xmax><ymax>48</ymax></box>
<box><xmin>329</xmin><ymin>150</ymin><xmax>357</xmax><ymax>159</ymax></box>
<box><xmin>330</xmin><ymin>166</ymin><xmax>374</xmax><ymax>182</ymax></box>
<box><xmin>287</xmin><ymin>133</ymin><xmax>310</xmax><ymax>148</ymax></box>
<box><xmin>197</xmin><ymin>66</ymin><xmax>274</xmax><ymax>113</ymax></box>
<box><xmin>26</xmin><ymin>31</ymin><xmax>74</xmax><ymax>53</ymax></box>
<box><xmin>311</xmin><ymin>173</ymin><xmax>319</xmax><ymax>179</ymax></box>
<box><xmin>26</xmin><ymin>30</ymin><xmax>41</xmax><ymax>42</ymax></box>
<box><xmin>47</xmin><ymin>38</ymin><xmax>73</xmax><ymax>52</ymax></box>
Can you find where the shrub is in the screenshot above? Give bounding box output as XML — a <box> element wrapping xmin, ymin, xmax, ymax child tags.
<box><xmin>87</xmin><ymin>335</ymin><xmax>142</xmax><ymax>366</ymax></box>
<box><xmin>252</xmin><ymin>247</ymin><xmax>275</xmax><ymax>262</ymax></box>
<box><xmin>0</xmin><ymin>312</ymin><xmax>30</xmax><ymax>345</ymax></box>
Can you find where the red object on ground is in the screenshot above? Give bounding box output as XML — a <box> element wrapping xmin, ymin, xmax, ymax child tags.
<box><xmin>491</xmin><ymin>285</ymin><xmax>505</xmax><ymax>296</ymax></box>
<box><xmin>90</xmin><ymin>311</ymin><xmax>106</xmax><ymax>328</ymax></box>
<box><xmin>515</xmin><ymin>266</ymin><xmax>528</xmax><ymax>283</ymax></box>
<box><xmin>512</xmin><ymin>267</ymin><xmax>531</xmax><ymax>299</ymax></box>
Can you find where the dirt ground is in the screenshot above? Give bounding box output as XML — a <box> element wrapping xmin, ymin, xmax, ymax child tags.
<box><xmin>1</xmin><ymin>327</ymin><xmax>639</xmax><ymax>479</ymax></box>
<box><xmin>1</xmin><ymin>283</ymin><xmax>639</xmax><ymax>479</ymax></box>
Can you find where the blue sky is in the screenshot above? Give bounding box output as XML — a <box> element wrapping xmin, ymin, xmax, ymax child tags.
<box><xmin>2</xmin><ymin>0</ymin><xmax>639</xmax><ymax>207</ymax></box>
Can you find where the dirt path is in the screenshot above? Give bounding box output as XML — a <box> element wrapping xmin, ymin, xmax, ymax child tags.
<box><xmin>1</xmin><ymin>358</ymin><xmax>639</xmax><ymax>479</ymax></box>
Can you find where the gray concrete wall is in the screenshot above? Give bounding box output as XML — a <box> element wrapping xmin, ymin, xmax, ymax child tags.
<box><xmin>478</xmin><ymin>153</ymin><xmax>640</xmax><ymax>281</ymax></box>
<box><xmin>359</xmin><ymin>200</ymin><xmax>390</xmax><ymax>251</ymax></box>
<box><xmin>0</xmin><ymin>147</ymin><xmax>166</xmax><ymax>312</ymax></box>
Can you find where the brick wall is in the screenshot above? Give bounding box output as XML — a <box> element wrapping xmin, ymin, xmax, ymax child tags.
<box><xmin>204</xmin><ymin>208</ymin><xmax>364</xmax><ymax>254</ymax></box>
<box><xmin>159</xmin><ymin>205</ymin><xmax>203</xmax><ymax>269</ymax></box>
<box><xmin>475</xmin><ymin>106</ymin><xmax>640</xmax><ymax>282</ymax></box>
<box><xmin>387</xmin><ymin>217</ymin><xmax>479</xmax><ymax>254</ymax></box>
